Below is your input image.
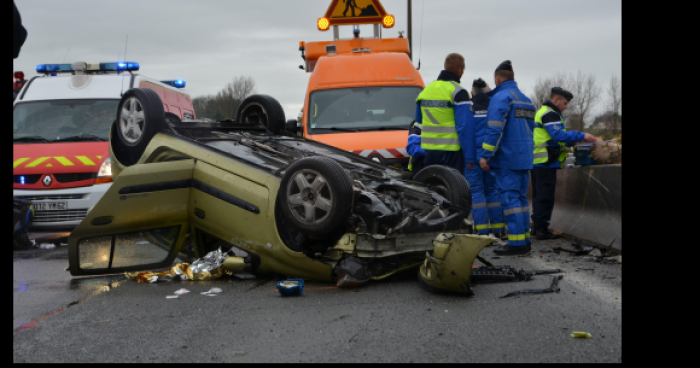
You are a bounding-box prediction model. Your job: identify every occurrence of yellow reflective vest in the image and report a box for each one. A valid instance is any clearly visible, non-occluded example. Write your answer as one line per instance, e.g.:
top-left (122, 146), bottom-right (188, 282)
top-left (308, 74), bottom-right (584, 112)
top-left (533, 106), bottom-right (568, 167)
top-left (416, 80), bottom-right (466, 151)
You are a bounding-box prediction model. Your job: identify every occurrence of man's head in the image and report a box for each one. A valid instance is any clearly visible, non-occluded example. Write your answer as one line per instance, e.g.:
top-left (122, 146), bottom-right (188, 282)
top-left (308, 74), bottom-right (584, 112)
top-left (494, 60), bottom-right (514, 86)
top-left (471, 78), bottom-right (490, 96)
top-left (444, 53), bottom-right (465, 80)
top-left (549, 87), bottom-right (574, 112)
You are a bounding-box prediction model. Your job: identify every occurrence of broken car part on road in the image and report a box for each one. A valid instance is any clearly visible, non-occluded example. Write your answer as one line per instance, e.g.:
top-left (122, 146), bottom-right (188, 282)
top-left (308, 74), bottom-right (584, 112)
top-left (499, 275), bottom-right (564, 299)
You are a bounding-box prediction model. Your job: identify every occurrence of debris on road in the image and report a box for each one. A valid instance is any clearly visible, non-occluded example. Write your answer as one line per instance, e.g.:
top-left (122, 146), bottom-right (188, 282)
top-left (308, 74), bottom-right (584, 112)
top-left (554, 246), bottom-right (594, 256)
top-left (499, 275), bottom-right (563, 298)
top-left (166, 295), bottom-right (179, 299)
top-left (471, 265), bottom-right (563, 282)
top-left (201, 287), bottom-right (223, 296)
top-left (277, 279), bottom-right (304, 296)
top-left (571, 331), bottom-right (592, 339)
top-left (173, 289), bottom-right (190, 295)
top-left (126, 248), bottom-right (238, 283)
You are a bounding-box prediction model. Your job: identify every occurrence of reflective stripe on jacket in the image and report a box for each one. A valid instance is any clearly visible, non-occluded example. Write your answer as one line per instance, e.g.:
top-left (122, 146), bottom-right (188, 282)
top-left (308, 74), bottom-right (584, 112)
top-left (480, 80), bottom-right (536, 170)
top-left (417, 80), bottom-right (469, 151)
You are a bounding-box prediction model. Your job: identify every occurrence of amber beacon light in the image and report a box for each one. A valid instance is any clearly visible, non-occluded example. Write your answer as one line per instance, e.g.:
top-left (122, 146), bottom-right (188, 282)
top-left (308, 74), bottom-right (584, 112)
top-left (382, 14), bottom-right (395, 28)
top-left (318, 17), bottom-right (330, 31)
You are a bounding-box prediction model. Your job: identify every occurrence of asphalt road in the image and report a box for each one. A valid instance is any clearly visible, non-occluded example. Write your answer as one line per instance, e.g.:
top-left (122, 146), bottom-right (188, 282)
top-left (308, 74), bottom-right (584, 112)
top-left (13, 237), bottom-right (622, 363)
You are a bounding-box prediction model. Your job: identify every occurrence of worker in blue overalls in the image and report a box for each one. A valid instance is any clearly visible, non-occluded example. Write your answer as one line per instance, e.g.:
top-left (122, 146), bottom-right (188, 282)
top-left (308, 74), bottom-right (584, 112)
top-left (461, 78), bottom-right (506, 243)
top-left (479, 61), bottom-right (537, 255)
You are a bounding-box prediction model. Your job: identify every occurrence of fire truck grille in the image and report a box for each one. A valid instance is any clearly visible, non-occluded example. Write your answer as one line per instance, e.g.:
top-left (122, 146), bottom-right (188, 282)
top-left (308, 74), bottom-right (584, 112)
top-left (13, 175), bottom-right (42, 184)
top-left (32, 209), bottom-right (88, 223)
top-left (19, 194), bottom-right (84, 201)
top-left (54, 173), bottom-right (97, 183)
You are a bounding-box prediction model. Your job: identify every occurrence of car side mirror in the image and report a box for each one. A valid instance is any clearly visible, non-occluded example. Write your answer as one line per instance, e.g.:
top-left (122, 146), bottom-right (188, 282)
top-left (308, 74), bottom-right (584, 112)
top-left (286, 119), bottom-right (298, 135)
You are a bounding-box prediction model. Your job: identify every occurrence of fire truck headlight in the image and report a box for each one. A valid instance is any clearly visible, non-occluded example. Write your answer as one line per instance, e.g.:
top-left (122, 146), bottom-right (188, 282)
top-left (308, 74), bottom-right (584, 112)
top-left (96, 158), bottom-right (113, 184)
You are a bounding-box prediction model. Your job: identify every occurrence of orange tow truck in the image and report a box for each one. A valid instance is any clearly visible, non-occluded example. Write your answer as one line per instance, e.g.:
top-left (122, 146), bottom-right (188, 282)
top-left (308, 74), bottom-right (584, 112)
top-left (291, 0), bottom-right (424, 168)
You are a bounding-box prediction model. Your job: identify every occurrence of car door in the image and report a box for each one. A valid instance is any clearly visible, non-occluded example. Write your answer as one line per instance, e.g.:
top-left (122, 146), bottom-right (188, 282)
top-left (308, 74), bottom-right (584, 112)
top-left (68, 159), bottom-right (194, 276)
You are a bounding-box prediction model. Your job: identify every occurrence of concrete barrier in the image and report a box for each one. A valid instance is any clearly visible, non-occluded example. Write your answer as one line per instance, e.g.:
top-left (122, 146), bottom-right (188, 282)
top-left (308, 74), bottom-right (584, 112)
top-left (527, 165), bottom-right (622, 251)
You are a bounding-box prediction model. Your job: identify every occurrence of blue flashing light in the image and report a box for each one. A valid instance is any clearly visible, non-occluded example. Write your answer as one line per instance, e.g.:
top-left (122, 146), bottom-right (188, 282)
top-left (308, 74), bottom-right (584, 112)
top-left (20, 176), bottom-right (25, 185)
top-left (161, 80), bottom-right (186, 89)
top-left (35, 63), bottom-right (72, 73)
top-left (99, 61), bottom-right (140, 72)
top-left (50, 73), bottom-right (58, 76)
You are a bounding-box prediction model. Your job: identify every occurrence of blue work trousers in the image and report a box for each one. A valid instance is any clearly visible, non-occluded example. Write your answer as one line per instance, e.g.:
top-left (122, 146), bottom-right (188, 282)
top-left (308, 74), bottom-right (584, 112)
top-left (464, 165), bottom-right (505, 235)
top-left (492, 169), bottom-right (531, 246)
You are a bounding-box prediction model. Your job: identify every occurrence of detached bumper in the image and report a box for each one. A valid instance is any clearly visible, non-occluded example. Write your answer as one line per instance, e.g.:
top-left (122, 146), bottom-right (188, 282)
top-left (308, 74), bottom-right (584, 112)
top-left (13, 183), bottom-right (112, 231)
top-left (419, 233), bottom-right (494, 295)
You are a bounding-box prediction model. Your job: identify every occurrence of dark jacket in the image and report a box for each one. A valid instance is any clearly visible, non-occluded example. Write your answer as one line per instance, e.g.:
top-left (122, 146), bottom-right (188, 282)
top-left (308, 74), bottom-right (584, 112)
top-left (13, 1), bottom-right (27, 59)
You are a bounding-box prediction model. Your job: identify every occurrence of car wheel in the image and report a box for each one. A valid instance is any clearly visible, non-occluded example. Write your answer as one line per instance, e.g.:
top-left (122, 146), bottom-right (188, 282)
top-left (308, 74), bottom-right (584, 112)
top-left (114, 88), bottom-right (166, 166)
top-left (279, 157), bottom-right (352, 236)
top-left (413, 165), bottom-right (472, 225)
top-left (236, 95), bottom-right (285, 135)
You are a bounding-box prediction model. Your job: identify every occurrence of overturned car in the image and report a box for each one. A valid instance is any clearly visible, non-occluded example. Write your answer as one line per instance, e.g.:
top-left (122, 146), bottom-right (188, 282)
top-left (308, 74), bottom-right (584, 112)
top-left (67, 88), bottom-right (494, 294)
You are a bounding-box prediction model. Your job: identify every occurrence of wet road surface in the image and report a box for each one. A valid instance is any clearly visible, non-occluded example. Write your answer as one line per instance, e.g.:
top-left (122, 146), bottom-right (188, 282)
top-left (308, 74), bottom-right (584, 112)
top-left (13, 237), bottom-right (621, 363)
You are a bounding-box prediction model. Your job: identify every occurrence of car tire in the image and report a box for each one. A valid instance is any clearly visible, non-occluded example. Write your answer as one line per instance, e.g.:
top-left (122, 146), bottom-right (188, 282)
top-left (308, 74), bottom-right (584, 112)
top-left (236, 95), bottom-right (286, 135)
top-left (279, 157), bottom-right (352, 236)
top-left (114, 88), bottom-right (166, 166)
top-left (413, 165), bottom-right (472, 224)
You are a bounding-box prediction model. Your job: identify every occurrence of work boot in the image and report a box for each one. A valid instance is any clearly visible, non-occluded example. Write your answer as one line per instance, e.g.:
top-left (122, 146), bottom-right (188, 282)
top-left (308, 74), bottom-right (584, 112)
top-left (493, 244), bottom-right (531, 256)
top-left (536, 228), bottom-right (561, 240)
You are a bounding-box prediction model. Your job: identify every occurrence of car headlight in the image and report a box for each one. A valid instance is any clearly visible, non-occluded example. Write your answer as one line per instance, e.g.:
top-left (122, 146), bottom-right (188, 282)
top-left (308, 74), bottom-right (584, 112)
top-left (95, 157), bottom-right (112, 184)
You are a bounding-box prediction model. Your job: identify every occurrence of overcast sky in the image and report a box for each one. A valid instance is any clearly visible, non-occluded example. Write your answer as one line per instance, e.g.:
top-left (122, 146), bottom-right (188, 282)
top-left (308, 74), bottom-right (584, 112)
top-left (13, 0), bottom-right (621, 119)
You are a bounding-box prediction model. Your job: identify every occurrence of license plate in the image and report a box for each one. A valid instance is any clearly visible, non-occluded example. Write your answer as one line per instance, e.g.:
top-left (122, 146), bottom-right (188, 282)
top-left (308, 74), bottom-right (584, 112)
top-left (33, 202), bottom-right (67, 211)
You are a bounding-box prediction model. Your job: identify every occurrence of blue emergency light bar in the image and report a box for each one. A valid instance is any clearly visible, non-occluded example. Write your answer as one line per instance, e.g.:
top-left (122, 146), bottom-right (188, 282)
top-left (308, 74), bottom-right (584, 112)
top-left (35, 64), bottom-right (72, 73)
top-left (161, 80), bottom-right (186, 89)
top-left (36, 61), bottom-right (140, 74)
top-left (99, 62), bottom-right (140, 71)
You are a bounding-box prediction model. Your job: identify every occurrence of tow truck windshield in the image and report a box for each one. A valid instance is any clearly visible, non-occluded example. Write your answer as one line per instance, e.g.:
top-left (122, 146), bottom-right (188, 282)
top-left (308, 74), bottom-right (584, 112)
top-left (13, 99), bottom-right (118, 142)
top-left (308, 86), bottom-right (421, 134)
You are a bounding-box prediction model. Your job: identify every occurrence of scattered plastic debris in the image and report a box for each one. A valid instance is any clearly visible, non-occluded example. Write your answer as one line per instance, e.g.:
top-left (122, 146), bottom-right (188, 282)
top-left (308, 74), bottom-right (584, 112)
top-left (39, 243), bottom-right (55, 250)
top-left (571, 331), bottom-right (592, 339)
top-left (126, 248), bottom-right (230, 283)
top-left (201, 287), bottom-right (223, 295)
top-left (500, 275), bottom-right (563, 298)
top-left (174, 288), bottom-right (190, 295)
top-left (276, 278), bottom-right (304, 296)
top-left (166, 295), bottom-right (179, 299)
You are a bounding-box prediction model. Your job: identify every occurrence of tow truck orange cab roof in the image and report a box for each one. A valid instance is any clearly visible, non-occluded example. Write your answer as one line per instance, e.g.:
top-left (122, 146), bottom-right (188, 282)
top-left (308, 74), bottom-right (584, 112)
top-left (302, 37), bottom-right (424, 162)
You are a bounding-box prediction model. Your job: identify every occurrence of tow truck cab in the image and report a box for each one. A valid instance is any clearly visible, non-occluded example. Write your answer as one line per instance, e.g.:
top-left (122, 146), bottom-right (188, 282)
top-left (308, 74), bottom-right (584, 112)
top-left (13, 61), bottom-right (194, 231)
top-left (298, 35), bottom-right (424, 167)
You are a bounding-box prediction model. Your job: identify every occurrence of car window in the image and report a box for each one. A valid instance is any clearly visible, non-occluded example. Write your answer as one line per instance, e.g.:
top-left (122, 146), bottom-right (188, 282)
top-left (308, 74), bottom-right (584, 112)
top-left (13, 99), bottom-right (119, 142)
top-left (78, 226), bottom-right (180, 270)
top-left (308, 86), bottom-right (421, 134)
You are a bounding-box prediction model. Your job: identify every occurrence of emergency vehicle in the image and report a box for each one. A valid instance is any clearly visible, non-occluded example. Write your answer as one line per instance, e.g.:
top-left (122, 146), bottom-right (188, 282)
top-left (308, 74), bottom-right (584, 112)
top-left (291, 0), bottom-right (425, 168)
top-left (13, 61), bottom-right (194, 231)
top-left (13, 71), bottom-right (26, 101)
